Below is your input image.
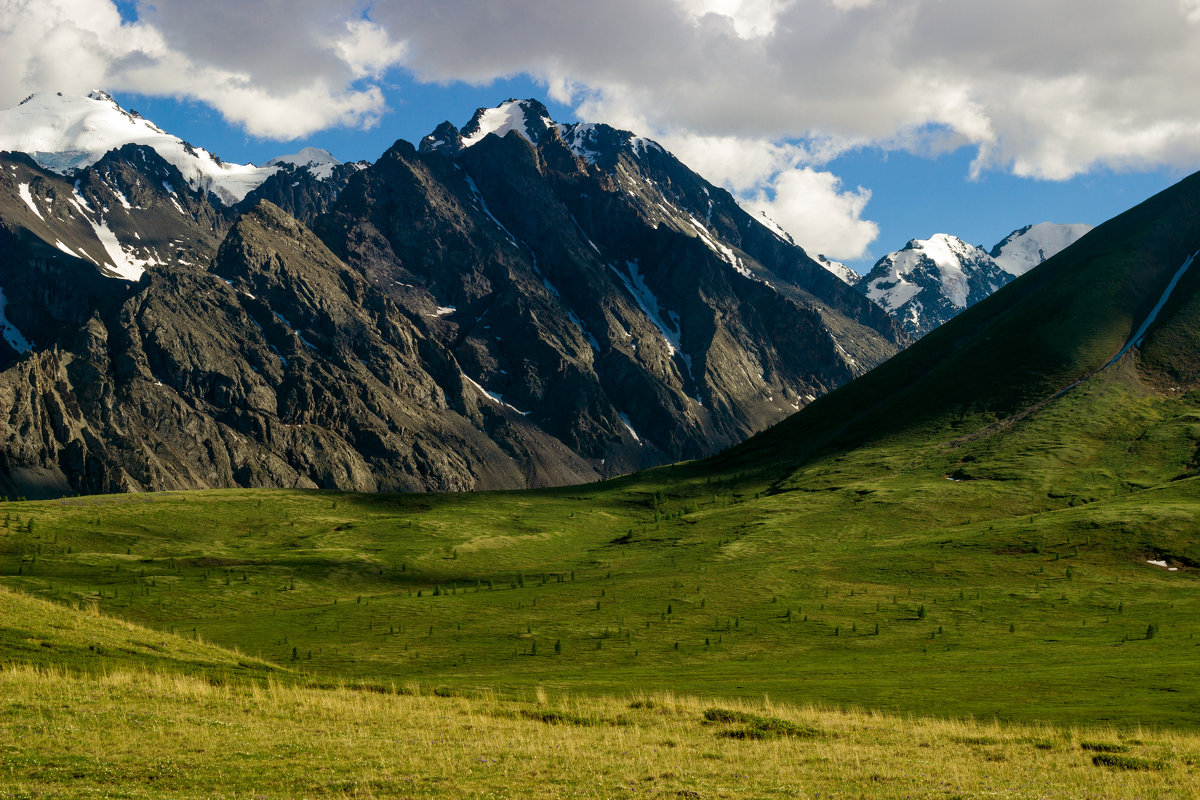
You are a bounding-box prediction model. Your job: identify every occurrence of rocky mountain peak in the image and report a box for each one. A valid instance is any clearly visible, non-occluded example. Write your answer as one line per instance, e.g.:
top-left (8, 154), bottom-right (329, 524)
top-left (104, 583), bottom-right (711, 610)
top-left (0, 93), bottom-right (904, 499)
top-left (460, 99), bottom-right (556, 148)
top-left (857, 233), bottom-right (1010, 337)
top-left (264, 147), bottom-right (341, 180)
top-left (419, 121), bottom-right (465, 154)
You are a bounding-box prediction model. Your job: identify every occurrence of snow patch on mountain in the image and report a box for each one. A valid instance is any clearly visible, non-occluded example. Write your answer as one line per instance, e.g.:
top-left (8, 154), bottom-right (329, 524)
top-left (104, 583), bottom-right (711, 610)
top-left (558, 122), bottom-right (664, 164)
top-left (461, 100), bottom-right (553, 148)
top-left (0, 92), bottom-right (276, 204)
top-left (560, 122), bottom-right (602, 162)
top-left (754, 210), bottom-right (795, 244)
top-left (461, 372), bottom-right (530, 415)
top-left (17, 183), bottom-right (43, 220)
top-left (272, 311), bottom-right (317, 350)
top-left (815, 254), bottom-right (859, 285)
top-left (1105, 248), bottom-right (1200, 368)
top-left (618, 412), bottom-right (642, 444)
top-left (687, 214), bottom-right (754, 279)
top-left (0, 288), bottom-right (33, 353)
top-left (991, 222), bottom-right (1093, 276)
top-left (84, 213), bottom-right (148, 282)
top-left (613, 260), bottom-right (681, 357)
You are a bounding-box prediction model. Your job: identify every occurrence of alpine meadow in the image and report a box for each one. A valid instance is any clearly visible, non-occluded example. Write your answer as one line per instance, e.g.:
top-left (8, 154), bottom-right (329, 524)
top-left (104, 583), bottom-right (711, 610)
top-left (3, 2), bottom-right (1200, 798)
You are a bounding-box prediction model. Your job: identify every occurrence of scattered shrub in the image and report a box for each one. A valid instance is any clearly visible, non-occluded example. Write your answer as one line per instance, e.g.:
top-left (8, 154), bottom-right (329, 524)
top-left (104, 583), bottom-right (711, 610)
top-left (1091, 754), bottom-right (1162, 771)
top-left (702, 708), bottom-right (820, 740)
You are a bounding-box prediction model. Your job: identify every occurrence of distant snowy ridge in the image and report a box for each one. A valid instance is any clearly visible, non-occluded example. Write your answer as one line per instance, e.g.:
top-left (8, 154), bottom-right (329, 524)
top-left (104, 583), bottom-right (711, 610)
top-left (0, 92), bottom-right (344, 204)
top-left (991, 222), bottom-right (1092, 276)
top-left (265, 147), bottom-right (342, 181)
top-left (856, 224), bottom-right (1092, 338)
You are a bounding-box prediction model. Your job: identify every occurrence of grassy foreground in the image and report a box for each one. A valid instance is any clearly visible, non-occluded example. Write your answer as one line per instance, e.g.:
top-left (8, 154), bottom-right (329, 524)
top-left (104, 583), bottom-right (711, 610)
top-left (2, 374), bottom-right (1200, 728)
top-left (3, 661), bottom-right (1198, 799)
top-left (7, 586), bottom-right (1194, 798)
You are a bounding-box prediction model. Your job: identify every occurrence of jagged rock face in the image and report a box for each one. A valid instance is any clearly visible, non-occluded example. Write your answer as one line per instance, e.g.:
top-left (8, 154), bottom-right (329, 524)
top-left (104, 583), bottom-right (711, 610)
top-left (238, 160), bottom-right (367, 227)
top-left (323, 100), bottom-right (902, 470)
top-left (0, 96), bottom-right (904, 498)
top-left (0, 193), bottom-right (599, 498)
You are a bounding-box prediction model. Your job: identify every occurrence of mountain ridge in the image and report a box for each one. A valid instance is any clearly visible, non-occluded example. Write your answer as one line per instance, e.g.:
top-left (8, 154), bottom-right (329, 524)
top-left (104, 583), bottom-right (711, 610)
top-left (0, 94), bottom-right (902, 498)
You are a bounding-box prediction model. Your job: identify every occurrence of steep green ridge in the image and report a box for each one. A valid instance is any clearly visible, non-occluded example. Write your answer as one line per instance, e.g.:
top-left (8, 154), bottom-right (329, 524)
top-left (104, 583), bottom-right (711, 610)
top-left (722, 170), bottom-right (1200, 476)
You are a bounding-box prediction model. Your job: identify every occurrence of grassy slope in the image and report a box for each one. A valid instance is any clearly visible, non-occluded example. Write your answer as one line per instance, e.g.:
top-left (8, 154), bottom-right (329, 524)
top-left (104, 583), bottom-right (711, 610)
top-left (0, 583), bottom-right (283, 681)
top-left (2, 363), bottom-right (1199, 726)
top-left (719, 170), bottom-right (1200, 475)
top-left (1, 598), bottom-right (1197, 798)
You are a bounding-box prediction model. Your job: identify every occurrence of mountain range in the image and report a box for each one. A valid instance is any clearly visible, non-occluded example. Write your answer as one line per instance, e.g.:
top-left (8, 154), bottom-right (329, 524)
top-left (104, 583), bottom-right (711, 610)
top-left (840, 223), bottom-right (1092, 337)
top-left (0, 92), bottom-right (902, 498)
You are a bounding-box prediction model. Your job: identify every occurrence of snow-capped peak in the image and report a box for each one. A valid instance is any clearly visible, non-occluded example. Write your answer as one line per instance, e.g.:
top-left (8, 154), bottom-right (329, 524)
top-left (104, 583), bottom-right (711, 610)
top-left (460, 99), bottom-right (555, 148)
top-left (265, 147), bottom-right (341, 180)
top-left (990, 222), bottom-right (1093, 276)
top-left (860, 233), bottom-right (1005, 316)
top-left (419, 121), bottom-right (465, 154)
top-left (420, 99), bottom-right (667, 166)
top-left (0, 91), bottom-right (276, 204)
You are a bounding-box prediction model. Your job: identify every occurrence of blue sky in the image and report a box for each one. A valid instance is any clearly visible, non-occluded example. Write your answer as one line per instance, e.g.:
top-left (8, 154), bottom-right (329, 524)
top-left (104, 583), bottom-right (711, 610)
top-left (8, 0), bottom-right (1200, 274)
top-left (113, 77), bottom-right (1186, 274)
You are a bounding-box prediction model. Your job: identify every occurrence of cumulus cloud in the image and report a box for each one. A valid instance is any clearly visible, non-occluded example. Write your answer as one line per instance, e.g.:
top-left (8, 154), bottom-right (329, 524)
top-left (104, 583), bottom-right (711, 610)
top-left (5, 0), bottom-right (1200, 254)
top-left (651, 131), bottom-right (876, 259)
top-left (374, 0), bottom-right (1200, 252)
top-left (748, 169), bottom-right (878, 260)
top-left (375, 0), bottom-right (1200, 180)
top-left (0, 0), bottom-right (405, 139)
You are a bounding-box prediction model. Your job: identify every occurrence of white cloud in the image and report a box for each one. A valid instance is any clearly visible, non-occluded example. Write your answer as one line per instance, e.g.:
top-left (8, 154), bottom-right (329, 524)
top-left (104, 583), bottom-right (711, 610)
top-left (647, 132), bottom-right (877, 258)
top-left (5, 0), bottom-right (1200, 254)
top-left (0, 0), bottom-right (405, 140)
top-left (374, 0), bottom-right (1200, 181)
top-left (748, 168), bottom-right (878, 260)
top-left (333, 19), bottom-right (408, 80)
top-left (673, 0), bottom-right (796, 39)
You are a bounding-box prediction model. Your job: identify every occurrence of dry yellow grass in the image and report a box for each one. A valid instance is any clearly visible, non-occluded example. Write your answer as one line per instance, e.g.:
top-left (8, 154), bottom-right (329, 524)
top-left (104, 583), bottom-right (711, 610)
top-left (1, 664), bottom-right (1197, 799)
